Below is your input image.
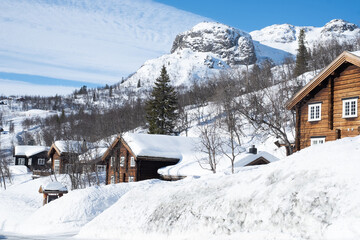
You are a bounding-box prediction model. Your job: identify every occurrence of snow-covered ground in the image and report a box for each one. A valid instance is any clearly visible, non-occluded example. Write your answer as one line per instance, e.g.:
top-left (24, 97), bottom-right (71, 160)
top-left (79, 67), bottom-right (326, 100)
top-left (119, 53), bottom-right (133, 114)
top-left (1, 136), bottom-right (360, 239)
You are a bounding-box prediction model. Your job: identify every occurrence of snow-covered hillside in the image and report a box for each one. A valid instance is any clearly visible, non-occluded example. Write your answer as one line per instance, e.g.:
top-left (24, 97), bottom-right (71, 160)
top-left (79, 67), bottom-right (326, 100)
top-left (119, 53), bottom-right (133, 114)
top-left (1, 136), bottom-right (360, 239)
top-left (0, 0), bottom-right (208, 94)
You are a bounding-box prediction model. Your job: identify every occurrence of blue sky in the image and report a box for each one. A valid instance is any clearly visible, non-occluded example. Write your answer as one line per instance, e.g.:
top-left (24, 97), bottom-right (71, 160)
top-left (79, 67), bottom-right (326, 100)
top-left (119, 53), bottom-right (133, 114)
top-left (154, 0), bottom-right (360, 32)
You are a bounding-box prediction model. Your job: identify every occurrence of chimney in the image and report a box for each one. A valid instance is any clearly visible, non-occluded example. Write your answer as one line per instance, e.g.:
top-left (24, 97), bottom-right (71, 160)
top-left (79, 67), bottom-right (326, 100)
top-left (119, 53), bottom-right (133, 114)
top-left (249, 145), bottom-right (257, 154)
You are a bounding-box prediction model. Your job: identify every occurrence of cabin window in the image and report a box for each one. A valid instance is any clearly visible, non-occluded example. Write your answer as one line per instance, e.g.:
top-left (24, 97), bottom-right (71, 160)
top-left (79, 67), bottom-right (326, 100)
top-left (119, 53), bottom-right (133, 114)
top-left (120, 156), bottom-right (125, 167)
top-left (54, 160), bottom-right (60, 174)
top-left (96, 165), bottom-right (106, 172)
top-left (18, 158), bottom-right (25, 165)
top-left (38, 158), bottom-right (45, 165)
top-left (130, 157), bottom-right (135, 167)
top-left (110, 157), bottom-right (115, 167)
top-left (308, 103), bottom-right (321, 121)
top-left (311, 137), bottom-right (325, 146)
top-left (110, 175), bottom-right (115, 184)
top-left (342, 98), bottom-right (358, 118)
top-left (128, 176), bottom-right (134, 182)
top-left (28, 158), bottom-right (32, 166)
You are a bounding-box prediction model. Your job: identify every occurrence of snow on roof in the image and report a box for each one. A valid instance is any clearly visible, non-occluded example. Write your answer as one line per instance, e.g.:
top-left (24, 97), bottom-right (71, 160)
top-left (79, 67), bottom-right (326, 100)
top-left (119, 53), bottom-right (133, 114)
top-left (159, 149), bottom-right (279, 177)
top-left (234, 151), bottom-right (279, 167)
top-left (44, 181), bottom-right (67, 192)
top-left (351, 51), bottom-right (360, 57)
top-left (14, 145), bottom-right (49, 157)
top-left (79, 147), bottom-right (108, 162)
top-left (54, 140), bottom-right (89, 154)
top-left (123, 133), bottom-right (198, 159)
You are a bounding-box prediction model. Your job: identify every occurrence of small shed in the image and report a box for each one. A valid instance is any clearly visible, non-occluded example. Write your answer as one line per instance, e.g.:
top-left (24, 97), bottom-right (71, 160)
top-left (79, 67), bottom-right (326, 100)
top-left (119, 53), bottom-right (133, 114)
top-left (39, 182), bottom-right (68, 205)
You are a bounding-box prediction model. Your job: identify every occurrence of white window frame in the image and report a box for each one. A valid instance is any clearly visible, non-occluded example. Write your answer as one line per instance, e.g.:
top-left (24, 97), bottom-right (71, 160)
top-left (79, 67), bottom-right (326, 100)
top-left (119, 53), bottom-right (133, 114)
top-left (28, 158), bottom-right (32, 166)
top-left (128, 176), bottom-right (134, 182)
top-left (342, 98), bottom-right (358, 118)
top-left (120, 156), bottom-right (125, 167)
top-left (308, 103), bottom-right (321, 121)
top-left (18, 158), bottom-right (25, 165)
top-left (110, 157), bottom-right (115, 167)
top-left (96, 165), bottom-right (106, 172)
top-left (110, 175), bottom-right (115, 184)
top-left (311, 137), bottom-right (326, 146)
top-left (130, 156), bottom-right (135, 167)
top-left (54, 159), bottom-right (60, 174)
top-left (38, 158), bottom-right (45, 165)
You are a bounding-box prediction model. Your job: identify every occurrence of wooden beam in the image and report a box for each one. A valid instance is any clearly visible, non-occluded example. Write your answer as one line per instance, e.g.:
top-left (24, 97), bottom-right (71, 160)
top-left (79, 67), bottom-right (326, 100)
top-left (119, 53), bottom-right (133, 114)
top-left (328, 76), bottom-right (334, 130)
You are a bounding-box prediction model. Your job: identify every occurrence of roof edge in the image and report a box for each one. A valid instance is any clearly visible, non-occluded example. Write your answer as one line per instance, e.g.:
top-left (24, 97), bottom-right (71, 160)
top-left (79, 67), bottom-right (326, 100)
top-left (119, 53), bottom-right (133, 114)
top-left (286, 51), bottom-right (360, 110)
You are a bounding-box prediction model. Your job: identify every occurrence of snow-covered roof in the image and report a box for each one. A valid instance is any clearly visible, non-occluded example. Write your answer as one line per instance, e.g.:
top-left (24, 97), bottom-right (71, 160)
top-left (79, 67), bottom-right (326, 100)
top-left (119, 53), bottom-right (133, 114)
top-left (234, 151), bottom-right (279, 167)
top-left (79, 147), bottom-right (108, 162)
top-left (53, 140), bottom-right (89, 154)
top-left (44, 181), bottom-right (67, 192)
top-left (351, 50), bottom-right (360, 57)
top-left (122, 133), bottom-right (198, 159)
top-left (158, 149), bottom-right (279, 178)
top-left (14, 145), bottom-right (49, 157)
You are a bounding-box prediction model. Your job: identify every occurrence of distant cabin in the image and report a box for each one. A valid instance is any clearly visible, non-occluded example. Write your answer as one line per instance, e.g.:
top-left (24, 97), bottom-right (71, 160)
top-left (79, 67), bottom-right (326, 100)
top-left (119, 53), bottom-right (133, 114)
top-left (14, 145), bottom-right (50, 171)
top-left (286, 51), bottom-right (360, 150)
top-left (48, 140), bottom-right (87, 174)
top-left (102, 133), bottom-right (193, 184)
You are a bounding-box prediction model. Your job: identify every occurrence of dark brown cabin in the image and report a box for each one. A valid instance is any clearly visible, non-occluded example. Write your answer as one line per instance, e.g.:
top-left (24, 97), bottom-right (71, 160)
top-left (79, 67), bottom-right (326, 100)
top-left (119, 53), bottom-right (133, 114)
top-left (14, 146), bottom-right (50, 171)
top-left (102, 134), bottom-right (180, 184)
top-left (286, 51), bottom-right (360, 151)
top-left (48, 141), bottom-right (84, 174)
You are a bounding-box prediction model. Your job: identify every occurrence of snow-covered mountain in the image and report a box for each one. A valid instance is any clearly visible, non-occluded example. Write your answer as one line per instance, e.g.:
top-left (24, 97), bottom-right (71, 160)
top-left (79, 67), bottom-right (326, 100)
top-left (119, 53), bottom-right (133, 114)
top-left (0, 0), bottom-right (209, 94)
top-left (122, 19), bottom-right (360, 90)
top-left (250, 19), bottom-right (360, 55)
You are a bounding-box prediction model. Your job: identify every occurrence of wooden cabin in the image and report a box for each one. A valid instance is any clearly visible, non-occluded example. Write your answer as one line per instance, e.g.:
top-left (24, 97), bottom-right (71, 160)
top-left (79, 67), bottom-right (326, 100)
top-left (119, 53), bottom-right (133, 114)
top-left (48, 140), bottom-right (86, 174)
top-left (39, 182), bottom-right (68, 205)
top-left (286, 51), bottom-right (360, 151)
top-left (14, 145), bottom-right (50, 171)
top-left (78, 147), bottom-right (108, 173)
top-left (102, 133), bottom-right (188, 184)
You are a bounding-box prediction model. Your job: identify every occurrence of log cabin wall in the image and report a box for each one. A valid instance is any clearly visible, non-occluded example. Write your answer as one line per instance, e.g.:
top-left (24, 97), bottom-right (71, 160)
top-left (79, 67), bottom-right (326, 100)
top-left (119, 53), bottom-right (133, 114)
top-left (298, 63), bottom-right (360, 149)
top-left (106, 141), bottom-right (137, 184)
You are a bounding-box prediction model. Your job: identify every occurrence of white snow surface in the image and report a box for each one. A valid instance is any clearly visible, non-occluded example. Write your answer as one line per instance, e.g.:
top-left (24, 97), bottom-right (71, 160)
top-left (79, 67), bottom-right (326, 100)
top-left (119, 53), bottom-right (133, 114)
top-left (54, 140), bottom-right (87, 154)
top-left (43, 181), bottom-right (67, 192)
top-left (123, 132), bottom-right (198, 160)
top-left (250, 19), bottom-right (360, 55)
top-left (1, 136), bottom-right (360, 239)
top-left (14, 145), bottom-right (49, 157)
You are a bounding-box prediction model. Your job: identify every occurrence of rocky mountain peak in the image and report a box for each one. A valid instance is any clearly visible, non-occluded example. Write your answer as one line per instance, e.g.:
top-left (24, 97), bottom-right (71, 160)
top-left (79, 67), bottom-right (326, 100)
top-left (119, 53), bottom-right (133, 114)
top-left (171, 22), bottom-right (256, 66)
top-left (321, 19), bottom-right (359, 34)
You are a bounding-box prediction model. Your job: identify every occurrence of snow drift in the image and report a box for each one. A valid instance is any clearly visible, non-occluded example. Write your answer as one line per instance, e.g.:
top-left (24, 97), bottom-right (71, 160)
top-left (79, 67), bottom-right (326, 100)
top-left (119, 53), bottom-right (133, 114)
top-left (1, 136), bottom-right (360, 239)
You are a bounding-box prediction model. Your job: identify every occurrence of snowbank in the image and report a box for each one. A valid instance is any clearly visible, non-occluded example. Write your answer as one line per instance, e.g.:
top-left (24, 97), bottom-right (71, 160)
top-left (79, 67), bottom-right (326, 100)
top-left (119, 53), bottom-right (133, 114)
top-left (2, 136), bottom-right (360, 239)
top-left (77, 136), bottom-right (360, 240)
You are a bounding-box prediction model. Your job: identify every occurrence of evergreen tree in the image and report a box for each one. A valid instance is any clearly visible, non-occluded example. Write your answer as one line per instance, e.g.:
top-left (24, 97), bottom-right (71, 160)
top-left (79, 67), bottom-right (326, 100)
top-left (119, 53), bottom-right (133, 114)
top-left (146, 66), bottom-right (178, 135)
top-left (294, 28), bottom-right (309, 77)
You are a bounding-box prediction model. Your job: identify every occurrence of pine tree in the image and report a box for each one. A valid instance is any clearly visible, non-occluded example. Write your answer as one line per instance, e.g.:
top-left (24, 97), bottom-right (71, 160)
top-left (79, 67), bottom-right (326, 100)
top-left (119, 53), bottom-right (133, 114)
top-left (146, 66), bottom-right (178, 135)
top-left (294, 28), bottom-right (309, 77)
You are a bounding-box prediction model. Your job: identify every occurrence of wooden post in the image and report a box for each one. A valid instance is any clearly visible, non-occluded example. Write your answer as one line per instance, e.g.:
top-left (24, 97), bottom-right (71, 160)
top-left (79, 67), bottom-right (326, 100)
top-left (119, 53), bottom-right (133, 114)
top-left (328, 76), bottom-right (334, 130)
top-left (295, 105), bottom-right (301, 151)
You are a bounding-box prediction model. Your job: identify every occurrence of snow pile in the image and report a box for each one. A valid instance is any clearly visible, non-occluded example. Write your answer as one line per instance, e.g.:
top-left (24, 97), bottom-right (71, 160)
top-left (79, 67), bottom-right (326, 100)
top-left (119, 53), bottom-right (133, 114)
top-left (1, 136), bottom-right (360, 239)
top-left (17, 181), bottom-right (144, 235)
top-left (76, 136), bottom-right (360, 240)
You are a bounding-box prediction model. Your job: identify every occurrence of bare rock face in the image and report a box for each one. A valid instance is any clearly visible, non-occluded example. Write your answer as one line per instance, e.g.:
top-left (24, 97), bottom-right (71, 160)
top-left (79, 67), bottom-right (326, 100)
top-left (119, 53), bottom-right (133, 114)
top-left (171, 22), bottom-right (256, 66)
